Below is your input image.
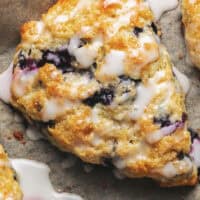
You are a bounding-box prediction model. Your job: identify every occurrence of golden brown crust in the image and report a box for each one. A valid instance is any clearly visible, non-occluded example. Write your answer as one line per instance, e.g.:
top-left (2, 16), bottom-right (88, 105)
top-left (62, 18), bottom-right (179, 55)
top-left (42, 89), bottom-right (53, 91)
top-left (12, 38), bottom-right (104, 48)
top-left (10, 0), bottom-right (197, 186)
top-left (182, 0), bottom-right (200, 68)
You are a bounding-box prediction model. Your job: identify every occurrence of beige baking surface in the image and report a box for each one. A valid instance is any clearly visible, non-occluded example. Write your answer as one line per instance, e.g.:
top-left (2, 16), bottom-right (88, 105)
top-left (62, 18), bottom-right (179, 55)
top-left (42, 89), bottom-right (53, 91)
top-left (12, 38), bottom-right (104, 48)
top-left (0, 1), bottom-right (200, 199)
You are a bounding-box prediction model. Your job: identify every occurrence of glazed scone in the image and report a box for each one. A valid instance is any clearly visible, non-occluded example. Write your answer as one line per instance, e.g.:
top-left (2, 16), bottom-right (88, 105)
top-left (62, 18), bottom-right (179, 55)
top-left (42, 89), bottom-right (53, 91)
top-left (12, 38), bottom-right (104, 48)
top-left (7, 0), bottom-right (198, 186)
top-left (182, 0), bottom-right (200, 68)
top-left (0, 145), bottom-right (22, 199)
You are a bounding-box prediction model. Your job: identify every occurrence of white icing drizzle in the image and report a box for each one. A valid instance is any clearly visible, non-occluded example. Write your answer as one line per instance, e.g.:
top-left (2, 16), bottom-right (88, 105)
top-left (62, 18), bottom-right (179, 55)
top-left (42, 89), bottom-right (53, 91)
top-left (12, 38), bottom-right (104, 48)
top-left (146, 122), bottom-right (180, 144)
top-left (91, 133), bottom-right (103, 146)
top-left (26, 126), bottom-right (44, 141)
top-left (189, 0), bottom-right (197, 4)
top-left (113, 141), bottom-right (149, 169)
top-left (63, 73), bottom-right (99, 99)
top-left (32, 21), bottom-right (46, 41)
top-left (99, 50), bottom-right (125, 77)
top-left (68, 36), bottom-right (103, 68)
top-left (72, 0), bottom-right (93, 17)
top-left (104, 0), bottom-right (122, 7)
top-left (172, 67), bottom-right (190, 94)
top-left (130, 70), bottom-right (168, 120)
top-left (157, 157), bottom-right (193, 179)
top-left (55, 15), bottom-right (69, 23)
top-left (0, 63), bottom-right (13, 103)
top-left (11, 159), bottom-right (83, 200)
top-left (108, 0), bottom-right (137, 36)
top-left (54, 0), bottom-right (93, 24)
top-left (190, 138), bottom-right (200, 168)
top-left (135, 33), bottom-right (159, 65)
top-left (91, 107), bottom-right (101, 123)
top-left (12, 69), bottom-right (38, 98)
top-left (36, 21), bottom-right (45, 35)
top-left (160, 162), bottom-right (178, 179)
top-left (147, 0), bottom-right (178, 20)
top-left (130, 83), bottom-right (155, 120)
top-left (42, 98), bottom-right (74, 121)
top-left (128, 33), bottom-right (159, 76)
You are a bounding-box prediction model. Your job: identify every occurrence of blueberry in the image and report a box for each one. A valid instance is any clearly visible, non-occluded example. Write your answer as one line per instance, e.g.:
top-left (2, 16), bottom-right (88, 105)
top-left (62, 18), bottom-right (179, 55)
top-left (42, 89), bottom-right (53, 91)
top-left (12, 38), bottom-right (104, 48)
top-left (18, 47), bottom-right (95, 76)
top-left (26, 59), bottom-right (38, 70)
top-left (47, 120), bottom-right (56, 128)
top-left (119, 75), bottom-right (141, 84)
top-left (19, 58), bottom-right (38, 71)
top-left (41, 49), bottom-right (74, 73)
top-left (182, 112), bottom-right (188, 123)
top-left (151, 22), bottom-right (158, 35)
top-left (153, 115), bottom-right (171, 128)
top-left (188, 128), bottom-right (199, 142)
top-left (18, 52), bottom-right (27, 69)
top-left (18, 57), bottom-right (26, 69)
top-left (177, 152), bottom-right (185, 160)
top-left (119, 75), bottom-right (131, 81)
top-left (28, 49), bottom-right (32, 56)
top-left (133, 27), bottom-right (143, 36)
top-left (78, 39), bottom-right (88, 48)
top-left (83, 87), bottom-right (114, 107)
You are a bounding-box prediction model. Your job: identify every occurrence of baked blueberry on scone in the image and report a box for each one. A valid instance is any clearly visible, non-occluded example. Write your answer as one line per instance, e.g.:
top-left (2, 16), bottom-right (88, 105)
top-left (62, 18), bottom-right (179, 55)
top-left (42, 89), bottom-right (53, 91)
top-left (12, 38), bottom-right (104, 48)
top-left (182, 0), bottom-right (200, 68)
top-left (0, 145), bottom-right (22, 199)
top-left (5, 0), bottom-right (199, 186)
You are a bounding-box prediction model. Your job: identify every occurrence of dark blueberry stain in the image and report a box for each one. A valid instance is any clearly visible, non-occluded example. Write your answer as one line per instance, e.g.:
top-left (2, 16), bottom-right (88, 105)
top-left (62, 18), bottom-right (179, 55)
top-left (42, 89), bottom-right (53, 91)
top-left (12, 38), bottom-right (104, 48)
top-left (154, 113), bottom-right (187, 128)
top-left (151, 22), bottom-right (158, 35)
top-left (153, 115), bottom-right (171, 128)
top-left (83, 87), bottom-right (114, 107)
top-left (28, 49), bottom-right (32, 56)
top-left (78, 38), bottom-right (88, 48)
top-left (182, 112), bottom-right (188, 123)
top-left (19, 58), bottom-right (38, 71)
top-left (93, 62), bottom-right (97, 69)
top-left (177, 152), bottom-right (185, 160)
top-left (188, 128), bottom-right (199, 142)
top-left (17, 47), bottom-right (96, 77)
top-left (13, 174), bottom-right (17, 181)
top-left (42, 49), bottom-right (75, 73)
top-left (119, 75), bottom-right (141, 85)
top-left (46, 120), bottom-right (56, 128)
top-left (133, 27), bottom-right (143, 36)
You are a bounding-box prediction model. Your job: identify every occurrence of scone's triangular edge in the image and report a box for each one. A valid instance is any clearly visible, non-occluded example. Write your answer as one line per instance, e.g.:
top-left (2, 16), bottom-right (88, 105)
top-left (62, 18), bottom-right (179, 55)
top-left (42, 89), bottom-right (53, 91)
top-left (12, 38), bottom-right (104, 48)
top-left (4, 0), bottom-right (199, 186)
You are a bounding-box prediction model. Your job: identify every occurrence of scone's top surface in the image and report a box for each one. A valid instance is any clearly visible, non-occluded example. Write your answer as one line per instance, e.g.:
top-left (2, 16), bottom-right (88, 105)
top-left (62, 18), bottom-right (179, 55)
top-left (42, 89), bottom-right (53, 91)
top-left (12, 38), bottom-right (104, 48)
top-left (18, 0), bottom-right (159, 81)
top-left (9, 0), bottom-right (197, 186)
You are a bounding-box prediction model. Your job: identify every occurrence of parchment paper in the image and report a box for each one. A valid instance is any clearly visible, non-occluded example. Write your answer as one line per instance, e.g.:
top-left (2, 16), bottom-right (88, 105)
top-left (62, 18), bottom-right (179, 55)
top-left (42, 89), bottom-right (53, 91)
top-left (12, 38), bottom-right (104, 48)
top-left (0, 1), bottom-right (200, 200)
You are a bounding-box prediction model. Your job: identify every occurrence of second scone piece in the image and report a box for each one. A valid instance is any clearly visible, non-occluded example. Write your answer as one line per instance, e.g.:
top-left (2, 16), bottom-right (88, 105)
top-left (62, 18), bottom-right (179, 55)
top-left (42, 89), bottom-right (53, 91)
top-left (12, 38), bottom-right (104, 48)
top-left (182, 0), bottom-right (200, 68)
top-left (0, 145), bottom-right (22, 199)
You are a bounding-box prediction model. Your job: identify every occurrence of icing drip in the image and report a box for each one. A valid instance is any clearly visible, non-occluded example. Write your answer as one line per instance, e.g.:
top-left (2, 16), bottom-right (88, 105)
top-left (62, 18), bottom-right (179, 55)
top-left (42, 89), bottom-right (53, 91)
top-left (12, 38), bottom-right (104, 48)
top-left (147, 0), bottom-right (178, 20)
top-left (0, 63), bottom-right (13, 103)
top-left (11, 159), bottom-right (83, 200)
top-left (173, 67), bottom-right (190, 94)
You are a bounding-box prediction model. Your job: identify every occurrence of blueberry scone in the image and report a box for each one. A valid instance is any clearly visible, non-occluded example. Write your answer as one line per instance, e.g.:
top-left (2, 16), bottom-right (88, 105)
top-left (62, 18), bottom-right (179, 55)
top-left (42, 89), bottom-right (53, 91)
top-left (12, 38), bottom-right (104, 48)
top-left (182, 0), bottom-right (200, 68)
top-left (0, 145), bottom-right (22, 199)
top-left (7, 0), bottom-right (198, 186)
